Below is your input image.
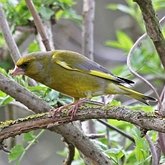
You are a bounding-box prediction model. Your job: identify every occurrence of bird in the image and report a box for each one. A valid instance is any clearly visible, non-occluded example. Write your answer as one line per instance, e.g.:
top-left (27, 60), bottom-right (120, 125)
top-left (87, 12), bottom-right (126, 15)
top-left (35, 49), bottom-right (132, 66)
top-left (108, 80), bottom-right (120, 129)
top-left (11, 50), bottom-right (156, 118)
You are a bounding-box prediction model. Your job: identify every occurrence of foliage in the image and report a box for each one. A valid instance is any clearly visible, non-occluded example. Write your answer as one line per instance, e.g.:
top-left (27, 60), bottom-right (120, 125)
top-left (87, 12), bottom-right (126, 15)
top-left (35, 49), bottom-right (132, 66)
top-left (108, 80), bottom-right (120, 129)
top-left (0, 0), bottom-right (81, 70)
top-left (106, 0), bottom-right (165, 77)
top-left (8, 130), bottom-right (44, 165)
top-left (1, 0), bottom-right (81, 29)
top-left (102, 0), bottom-right (165, 164)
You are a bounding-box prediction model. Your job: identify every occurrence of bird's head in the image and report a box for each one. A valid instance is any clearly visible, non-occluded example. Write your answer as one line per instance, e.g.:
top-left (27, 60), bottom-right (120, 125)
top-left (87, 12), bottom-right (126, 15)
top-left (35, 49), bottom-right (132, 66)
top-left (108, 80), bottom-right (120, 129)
top-left (11, 52), bottom-right (50, 77)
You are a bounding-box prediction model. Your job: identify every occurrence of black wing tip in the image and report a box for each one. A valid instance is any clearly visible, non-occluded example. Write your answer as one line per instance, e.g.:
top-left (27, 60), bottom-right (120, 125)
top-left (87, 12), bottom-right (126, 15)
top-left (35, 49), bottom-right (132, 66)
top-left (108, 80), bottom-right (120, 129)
top-left (143, 96), bottom-right (157, 105)
top-left (146, 96), bottom-right (157, 102)
top-left (116, 76), bottom-right (135, 85)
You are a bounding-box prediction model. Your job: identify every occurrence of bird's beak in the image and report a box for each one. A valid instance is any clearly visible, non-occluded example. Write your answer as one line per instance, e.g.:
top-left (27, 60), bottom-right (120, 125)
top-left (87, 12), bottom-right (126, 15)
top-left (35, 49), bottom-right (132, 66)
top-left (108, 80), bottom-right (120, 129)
top-left (11, 66), bottom-right (25, 76)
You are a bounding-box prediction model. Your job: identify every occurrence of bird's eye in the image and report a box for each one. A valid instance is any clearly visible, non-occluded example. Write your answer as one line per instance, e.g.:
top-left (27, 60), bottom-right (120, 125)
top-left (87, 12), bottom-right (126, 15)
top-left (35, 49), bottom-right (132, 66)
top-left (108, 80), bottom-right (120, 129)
top-left (19, 62), bottom-right (29, 69)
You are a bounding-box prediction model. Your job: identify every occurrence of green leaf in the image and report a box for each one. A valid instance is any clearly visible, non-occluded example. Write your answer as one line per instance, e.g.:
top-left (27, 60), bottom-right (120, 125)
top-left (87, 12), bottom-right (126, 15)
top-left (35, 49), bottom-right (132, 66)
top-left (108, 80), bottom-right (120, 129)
top-left (28, 40), bottom-right (40, 52)
top-left (107, 4), bottom-right (132, 15)
top-left (44, 90), bottom-right (60, 106)
top-left (109, 100), bottom-right (121, 106)
top-left (153, 0), bottom-right (165, 10)
top-left (9, 145), bottom-right (25, 162)
top-left (0, 95), bottom-right (13, 105)
top-left (56, 8), bottom-right (82, 23)
top-left (24, 132), bottom-right (35, 142)
top-left (0, 67), bottom-right (8, 76)
top-left (28, 85), bottom-right (49, 97)
top-left (105, 31), bottom-right (133, 52)
top-left (106, 148), bottom-right (125, 162)
top-left (129, 105), bottom-right (154, 112)
top-left (105, 41), bottom-right (123, 49)
top-left (116, 31), bottom-right (133, 51)
top-left (131, 128), bottom-right (150, 163)
top-left (39, 6), bottom-right (54, 20)
top-left (59, 0), bottom-right (75, 6)
top-left (58, 94), bottom-right (73, 105)
top-left (0, 91), bottom-right (7, 97)
top-left (56, 9), bottom-right (64, 20)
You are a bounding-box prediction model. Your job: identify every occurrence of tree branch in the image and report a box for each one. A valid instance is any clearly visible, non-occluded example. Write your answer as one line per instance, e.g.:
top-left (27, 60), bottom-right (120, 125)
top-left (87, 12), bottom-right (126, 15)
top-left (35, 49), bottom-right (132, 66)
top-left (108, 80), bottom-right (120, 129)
top-left (0, 104), bottom-right (165, 142)
top-left (0, 4), bottom-right (21, 63)
top-left (82, 0), bottom-right (95, 60)
top-left (133, 0), bottom-right (165, 68)
top-left (62, 137), bottom-right (75, 165)
top-left (25, 0), bottom-right (51, 51)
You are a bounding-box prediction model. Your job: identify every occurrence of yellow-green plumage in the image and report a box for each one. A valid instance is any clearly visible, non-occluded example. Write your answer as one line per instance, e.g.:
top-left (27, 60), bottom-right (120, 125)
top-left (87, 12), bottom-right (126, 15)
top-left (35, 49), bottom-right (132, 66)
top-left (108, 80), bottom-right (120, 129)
top-left (13, 50), bottom-right (156, 104)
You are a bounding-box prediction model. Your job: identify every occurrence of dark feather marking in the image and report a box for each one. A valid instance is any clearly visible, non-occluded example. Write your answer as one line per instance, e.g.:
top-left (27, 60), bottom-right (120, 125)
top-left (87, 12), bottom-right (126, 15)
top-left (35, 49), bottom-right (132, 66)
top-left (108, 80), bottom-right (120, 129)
top-left (56, 50), bottom-right (134, 85)
top-left (116, 77), bottom-right (135, 85)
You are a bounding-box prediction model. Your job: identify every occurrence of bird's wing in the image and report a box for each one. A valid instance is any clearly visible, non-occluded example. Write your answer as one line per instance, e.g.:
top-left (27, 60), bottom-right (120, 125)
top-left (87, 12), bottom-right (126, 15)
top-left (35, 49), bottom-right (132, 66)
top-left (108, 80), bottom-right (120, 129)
top-left (52, 51), bottom-right (134, 85)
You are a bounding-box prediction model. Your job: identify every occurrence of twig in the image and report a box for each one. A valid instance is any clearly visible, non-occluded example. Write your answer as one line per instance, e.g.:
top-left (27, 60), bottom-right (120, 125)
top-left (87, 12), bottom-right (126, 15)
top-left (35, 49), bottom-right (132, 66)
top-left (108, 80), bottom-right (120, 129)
top-left (0, 4), bottom-right (21, 63)
top-left (145, 134), bottom-right (159, 165)
top-left (18, 130), bottom-right (45, 164)
top-left (62, 137), bottom-right (75, 165)
top-left (133, 0), bottom-right (165, 68)
top-left (4, 105), bottom-right (16, 149)
top-left (82, 0), bottom-right (96, 136)
top-left (159, 86), bottom-right (165, 115)
top-left (97, 119), bottom-right (135, 143)
top-left (127, 33), bottom-right (160, 103)
top-left (127, 16), bottom-right (165, 108)
top-left (87, 133), bottom-right (105, 139)
top-left (25, 0), bottom-right (51, 51)
top-left (82, 0), bottom-right (95, 60)
top-left (158, 86), bottom-right (165, 155)
top-left (16, 26), bottom-right (36, 33)
top-left (0, 142), bottom-right (10, 153)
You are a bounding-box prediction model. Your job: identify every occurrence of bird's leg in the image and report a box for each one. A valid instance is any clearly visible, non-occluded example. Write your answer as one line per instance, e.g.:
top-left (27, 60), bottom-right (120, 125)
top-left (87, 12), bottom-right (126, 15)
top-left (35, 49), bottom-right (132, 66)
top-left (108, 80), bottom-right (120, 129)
top-left (50, 103), bottom-right (70, 118)
top-left (50, 98), bottom-right (87, 120)
top-left (68, 98), bottom-right (87, 119)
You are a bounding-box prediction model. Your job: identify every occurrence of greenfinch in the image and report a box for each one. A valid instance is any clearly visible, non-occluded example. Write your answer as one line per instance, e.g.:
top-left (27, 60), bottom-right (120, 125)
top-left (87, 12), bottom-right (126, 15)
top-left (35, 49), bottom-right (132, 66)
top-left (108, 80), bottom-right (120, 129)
top-left (11, 50), bottom-right (156, 116)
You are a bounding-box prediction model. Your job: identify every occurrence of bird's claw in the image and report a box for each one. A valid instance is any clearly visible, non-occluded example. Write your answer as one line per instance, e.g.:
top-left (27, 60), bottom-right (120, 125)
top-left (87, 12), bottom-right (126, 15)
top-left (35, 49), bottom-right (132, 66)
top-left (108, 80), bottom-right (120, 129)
top-left (50, 98), bottom-right (87, 120)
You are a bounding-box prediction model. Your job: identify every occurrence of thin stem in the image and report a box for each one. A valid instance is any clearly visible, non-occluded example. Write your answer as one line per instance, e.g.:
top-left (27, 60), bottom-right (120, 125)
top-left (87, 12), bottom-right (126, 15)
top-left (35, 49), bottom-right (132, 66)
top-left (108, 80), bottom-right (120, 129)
top-left (62, 137), bottom-right (75, 165)
top-left (17, 130), bottom-right (45, 164)
top-left (0, 4), bottom-right (21, 63)
top-left (82, 0), bottom-right (95, 60)
top-left (82, 0), bottom-right (96, 136)
top-left (25, 0), bottom-right (51, 51)
top-left (97, 119), bottom-right (135, 143)
top-left (134, 0), bottom-right (165, 68)
top-left (127, 16), bottom-right (165, 109)
top-left (145, 134), bottom-right (159, 165)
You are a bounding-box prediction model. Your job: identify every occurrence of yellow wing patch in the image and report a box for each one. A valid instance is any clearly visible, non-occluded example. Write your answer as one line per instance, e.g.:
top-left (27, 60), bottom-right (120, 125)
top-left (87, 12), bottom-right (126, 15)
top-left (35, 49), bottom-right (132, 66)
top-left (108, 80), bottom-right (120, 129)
top-left (55, 60), bottom-right (79, 71)
top-left (54, 59), bottom-right (116, 81)
top-left (89, 70), bottom-right (115, 81)
top-left (52, 52), bottom-right (116, 81)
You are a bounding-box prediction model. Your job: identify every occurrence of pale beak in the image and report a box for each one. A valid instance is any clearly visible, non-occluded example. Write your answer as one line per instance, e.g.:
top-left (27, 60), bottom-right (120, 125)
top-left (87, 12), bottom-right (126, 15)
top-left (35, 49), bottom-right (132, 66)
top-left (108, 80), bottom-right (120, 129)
top-left (11, 66), bottom-right (25, 76)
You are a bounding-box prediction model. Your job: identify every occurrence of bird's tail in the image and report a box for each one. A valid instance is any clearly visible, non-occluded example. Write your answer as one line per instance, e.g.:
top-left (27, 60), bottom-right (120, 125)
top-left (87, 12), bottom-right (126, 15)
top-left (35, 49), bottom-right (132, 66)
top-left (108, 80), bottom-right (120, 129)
top-left (118, 85), bottom-right (157, 105)
top-left (107, 84), bottom-right (157, 105)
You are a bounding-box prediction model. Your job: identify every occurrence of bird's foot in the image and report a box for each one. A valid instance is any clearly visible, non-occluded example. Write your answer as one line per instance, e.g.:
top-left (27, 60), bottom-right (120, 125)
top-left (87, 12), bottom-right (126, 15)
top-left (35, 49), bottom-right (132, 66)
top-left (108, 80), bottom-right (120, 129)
top-left (50, 104), bottom-right (69, 119)
top-left (50, 98), bottom-right (87, 120)
top-left (67, 98), bottom-right (87, 119)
